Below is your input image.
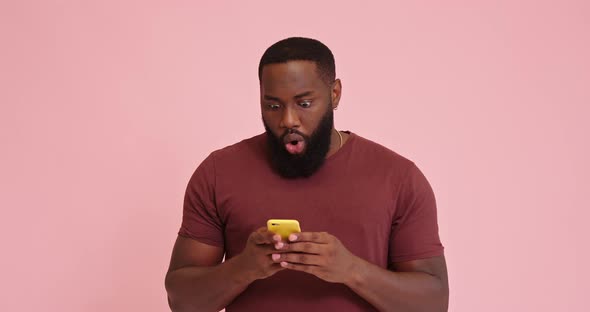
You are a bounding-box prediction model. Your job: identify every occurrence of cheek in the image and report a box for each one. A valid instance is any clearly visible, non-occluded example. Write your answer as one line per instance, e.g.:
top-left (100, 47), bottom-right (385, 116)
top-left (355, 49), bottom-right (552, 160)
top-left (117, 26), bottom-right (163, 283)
top-left (262, 112), bottom-right (277, 126)
top-left (303, 108), bottom-right (327, 127)
top-left (262, 114), bottom-right (281, 135)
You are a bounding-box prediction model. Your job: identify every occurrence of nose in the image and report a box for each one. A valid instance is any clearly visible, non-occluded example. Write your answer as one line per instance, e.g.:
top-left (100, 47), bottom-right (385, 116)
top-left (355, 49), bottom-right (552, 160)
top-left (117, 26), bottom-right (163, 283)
top-left (279, 106), bottom-right (301, 129)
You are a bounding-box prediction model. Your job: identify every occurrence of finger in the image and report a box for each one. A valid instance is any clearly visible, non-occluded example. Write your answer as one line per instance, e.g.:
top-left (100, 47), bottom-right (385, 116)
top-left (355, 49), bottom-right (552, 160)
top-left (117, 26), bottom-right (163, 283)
top-left (287, 231), bottom-right (331, 244)
top-left (259, 261), bottom-right (287, 278)
top-left (258, 227), bottom-right (283, 243)
top-left (271, 252), bottom-right (324, 266)
top-left (276, 241), bottom-right (323, 254)
top-left (269, 263), bottom-right (287, 275)
top-left (279, 261), bottom-right (318, 274)
top-left (250, 229), bottom-right (274, 245)
top-left (261, 244), bottom-right (291, 255)
top-left (249, 233), bottom-right (266, 245)
top-left (253, 240), bottom-right (292, 255)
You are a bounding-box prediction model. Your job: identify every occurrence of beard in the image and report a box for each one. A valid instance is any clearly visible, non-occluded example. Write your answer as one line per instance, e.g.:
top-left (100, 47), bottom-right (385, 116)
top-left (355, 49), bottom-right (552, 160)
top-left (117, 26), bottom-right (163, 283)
top-left (263, 107), bottom-right (334, 179)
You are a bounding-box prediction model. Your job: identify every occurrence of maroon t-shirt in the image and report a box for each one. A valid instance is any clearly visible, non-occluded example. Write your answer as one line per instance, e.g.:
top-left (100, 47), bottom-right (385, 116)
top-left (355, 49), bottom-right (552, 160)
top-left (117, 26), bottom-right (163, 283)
top-left (178, 132), bottom-right (444, 311)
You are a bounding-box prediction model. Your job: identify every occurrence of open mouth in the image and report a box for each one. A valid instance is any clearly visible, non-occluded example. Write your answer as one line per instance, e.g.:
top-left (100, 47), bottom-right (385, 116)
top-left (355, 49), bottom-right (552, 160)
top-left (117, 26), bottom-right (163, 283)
top-left (283, 133), bottom-right (305, 154)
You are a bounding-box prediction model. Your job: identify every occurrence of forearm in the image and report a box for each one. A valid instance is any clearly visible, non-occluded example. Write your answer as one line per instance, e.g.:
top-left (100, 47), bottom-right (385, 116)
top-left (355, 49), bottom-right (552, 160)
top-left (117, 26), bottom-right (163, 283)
top-left (346, 258), bottom-right (448, 312)
top-left (165, 255), bottom-right (254, 312)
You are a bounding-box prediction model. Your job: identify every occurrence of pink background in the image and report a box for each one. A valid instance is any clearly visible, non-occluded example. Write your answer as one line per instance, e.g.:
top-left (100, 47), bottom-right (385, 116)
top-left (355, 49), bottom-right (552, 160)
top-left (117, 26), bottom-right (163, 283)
top-left (1, 1), bottom-right (589, 311)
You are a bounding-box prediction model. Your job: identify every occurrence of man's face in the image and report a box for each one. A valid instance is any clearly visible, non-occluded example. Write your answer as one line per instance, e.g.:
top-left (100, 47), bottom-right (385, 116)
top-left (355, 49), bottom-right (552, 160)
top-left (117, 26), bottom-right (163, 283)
top-left (260, 60), bottom-right (338, 178)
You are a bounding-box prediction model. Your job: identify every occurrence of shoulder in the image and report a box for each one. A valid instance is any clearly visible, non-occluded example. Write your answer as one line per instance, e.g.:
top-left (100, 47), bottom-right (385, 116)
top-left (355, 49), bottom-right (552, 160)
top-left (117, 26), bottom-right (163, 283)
top-left (203, 133), bottom-right (267, 170)
top-left (188, 133), bottom-right (267, 183)
top-left (348, 132), bottom-right (416, 173)
top-left (205, 133), bottom-right (264, 158)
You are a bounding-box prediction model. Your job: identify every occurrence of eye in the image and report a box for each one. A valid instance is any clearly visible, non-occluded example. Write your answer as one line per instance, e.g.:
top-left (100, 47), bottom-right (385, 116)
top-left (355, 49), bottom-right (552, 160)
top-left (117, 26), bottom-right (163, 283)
top-left (266, 103), bottom-right (281, 110)
top-left (298, 100), bottom-right (312, 108)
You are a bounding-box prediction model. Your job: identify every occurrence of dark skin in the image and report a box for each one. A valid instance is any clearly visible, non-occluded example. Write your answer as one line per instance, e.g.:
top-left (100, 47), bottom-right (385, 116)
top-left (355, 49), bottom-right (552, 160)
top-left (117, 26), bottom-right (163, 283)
top-left (165, 60), bottom-right (449, 312)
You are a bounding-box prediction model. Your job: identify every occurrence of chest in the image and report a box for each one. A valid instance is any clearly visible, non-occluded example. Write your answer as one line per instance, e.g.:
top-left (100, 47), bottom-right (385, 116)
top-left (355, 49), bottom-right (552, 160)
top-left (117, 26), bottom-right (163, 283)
top-left (216, 171), bottom-right (399, 264)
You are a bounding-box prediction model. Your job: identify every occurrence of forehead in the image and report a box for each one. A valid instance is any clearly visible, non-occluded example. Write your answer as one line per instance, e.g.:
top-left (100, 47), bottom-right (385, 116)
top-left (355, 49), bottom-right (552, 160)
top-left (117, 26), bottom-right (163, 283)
top-left (260, 60), bottom-right (325, 95)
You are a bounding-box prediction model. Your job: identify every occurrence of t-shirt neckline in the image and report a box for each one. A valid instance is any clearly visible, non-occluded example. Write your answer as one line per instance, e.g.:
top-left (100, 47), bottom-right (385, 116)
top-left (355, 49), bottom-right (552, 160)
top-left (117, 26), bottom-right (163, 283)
top-left (326, 130), bottom-right (355, 162)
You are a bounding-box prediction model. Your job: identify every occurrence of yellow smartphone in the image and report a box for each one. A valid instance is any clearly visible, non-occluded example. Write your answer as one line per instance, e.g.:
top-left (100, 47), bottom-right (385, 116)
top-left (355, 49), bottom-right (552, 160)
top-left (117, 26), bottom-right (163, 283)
top-left (267, 219), bottom-right (301, 240)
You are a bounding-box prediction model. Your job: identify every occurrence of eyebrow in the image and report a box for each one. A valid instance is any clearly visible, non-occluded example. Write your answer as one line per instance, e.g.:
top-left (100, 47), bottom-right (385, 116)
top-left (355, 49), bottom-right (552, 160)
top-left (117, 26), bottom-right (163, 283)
top-left (263, 91), bottom-right (315, 102)
top-left (294, 91), bottom-right (314, 99)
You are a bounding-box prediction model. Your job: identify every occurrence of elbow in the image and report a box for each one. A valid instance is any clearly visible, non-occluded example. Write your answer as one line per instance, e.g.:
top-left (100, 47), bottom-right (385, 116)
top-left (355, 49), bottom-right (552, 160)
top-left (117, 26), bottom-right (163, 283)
top-left (165, 271), bottom-right (192, 312)
top-left (165, 272), bottom-right (180, 311)
top-left (167, 295), bottom-right (183, 312)
top-left (425, 269), bottom-right (449, 312)
top-left (166, 290), bottom-right (193, 312)
top-left (435, 293), bottom-right (449, 312)
top-left (433, 277), bottom-right (449, 312)
top-left (165, 270), bottom-right (214, 312)
top-left (417, 287), bottom-right (447, 312)
top-left (166, 297), bottom-right (193, 312)
top-left (418, 272), bottom-right (448, 312)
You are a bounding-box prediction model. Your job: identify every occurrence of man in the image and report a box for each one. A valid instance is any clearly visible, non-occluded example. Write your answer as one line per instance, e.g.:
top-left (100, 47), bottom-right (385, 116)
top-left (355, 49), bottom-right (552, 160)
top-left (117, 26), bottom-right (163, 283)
top-left (165, 37), bottom-right (448, 312)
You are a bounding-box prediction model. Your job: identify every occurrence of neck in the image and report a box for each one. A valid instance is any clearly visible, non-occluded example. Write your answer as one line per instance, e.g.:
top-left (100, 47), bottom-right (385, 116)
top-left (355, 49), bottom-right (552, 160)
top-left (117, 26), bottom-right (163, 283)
top-left (325, 128), bottom-right (342, 158)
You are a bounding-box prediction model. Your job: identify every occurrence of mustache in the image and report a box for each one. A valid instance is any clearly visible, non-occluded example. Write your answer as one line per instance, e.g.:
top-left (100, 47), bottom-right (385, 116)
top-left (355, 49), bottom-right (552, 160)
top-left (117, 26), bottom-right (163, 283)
top-left (280, 128), bottom-right (307, 140)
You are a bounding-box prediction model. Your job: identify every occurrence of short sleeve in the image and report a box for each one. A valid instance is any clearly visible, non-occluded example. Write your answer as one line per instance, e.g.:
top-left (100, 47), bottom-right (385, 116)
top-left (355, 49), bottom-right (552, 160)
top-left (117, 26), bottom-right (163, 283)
top-left (389, 163), bottom-right (444, 263)
top-left (177, 152), bottom-right (224, 247)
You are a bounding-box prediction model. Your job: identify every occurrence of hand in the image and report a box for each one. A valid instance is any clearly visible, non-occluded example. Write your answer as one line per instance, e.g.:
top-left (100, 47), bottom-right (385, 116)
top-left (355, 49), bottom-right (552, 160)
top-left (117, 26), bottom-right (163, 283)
top-left (270, 231), bottom-right (360, 284)
top-left (234, 227), bottom-right (287, 281)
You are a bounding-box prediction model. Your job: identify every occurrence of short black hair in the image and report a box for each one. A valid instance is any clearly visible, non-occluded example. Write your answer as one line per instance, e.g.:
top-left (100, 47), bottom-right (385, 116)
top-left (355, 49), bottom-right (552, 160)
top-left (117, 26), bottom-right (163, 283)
top-left (258, 37), bottom-right (336, 84)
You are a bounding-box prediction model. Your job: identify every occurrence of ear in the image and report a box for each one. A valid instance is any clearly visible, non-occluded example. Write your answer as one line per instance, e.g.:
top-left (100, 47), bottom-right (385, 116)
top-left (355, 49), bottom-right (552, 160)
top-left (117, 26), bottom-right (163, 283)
top-left (331, 79), bottom-right (342, 109)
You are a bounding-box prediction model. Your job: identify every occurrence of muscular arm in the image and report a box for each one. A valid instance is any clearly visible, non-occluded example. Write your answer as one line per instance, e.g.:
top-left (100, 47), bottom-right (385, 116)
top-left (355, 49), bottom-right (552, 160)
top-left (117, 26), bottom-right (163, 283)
top-left (164, 236), bottom-right (252, 312)
top-left (347, 255), bottom-right (449, 312)
top-left (165, 228), bottom-right (284, 312)
top-left (275, 232), bottom-right (448, 312)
